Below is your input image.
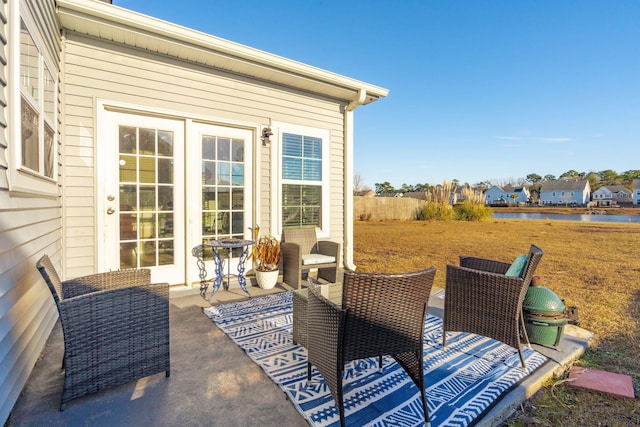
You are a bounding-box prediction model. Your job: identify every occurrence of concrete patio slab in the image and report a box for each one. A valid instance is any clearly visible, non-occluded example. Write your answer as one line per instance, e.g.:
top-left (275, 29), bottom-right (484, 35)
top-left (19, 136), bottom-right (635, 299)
top-left (6, 281), bottom-right (592, 427)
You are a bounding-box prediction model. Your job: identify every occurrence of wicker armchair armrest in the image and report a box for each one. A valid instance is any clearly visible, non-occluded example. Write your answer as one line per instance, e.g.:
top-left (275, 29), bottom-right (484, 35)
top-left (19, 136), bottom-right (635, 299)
top-left (317, 240), bottom-right (340, 260)
top-left (62, 269), bottom-right (151, 298)
top-left (459, 256), bottom-right (511, 274)
top-left (307, 285), bottom-right (346, 400)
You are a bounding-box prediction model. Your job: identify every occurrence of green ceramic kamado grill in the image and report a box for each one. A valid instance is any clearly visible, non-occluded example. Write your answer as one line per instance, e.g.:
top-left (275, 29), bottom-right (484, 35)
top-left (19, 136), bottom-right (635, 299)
top-left (522, 281), bottom-right (567, 348)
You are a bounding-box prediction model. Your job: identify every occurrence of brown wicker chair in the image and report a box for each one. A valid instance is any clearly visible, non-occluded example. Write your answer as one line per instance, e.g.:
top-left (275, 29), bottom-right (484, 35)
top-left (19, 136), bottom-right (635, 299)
top-left (36, 255), bottom-right (170, 410)
top-left (306, 267), bottom-right (437, 427)
top-left (443, 245), bottom-right (543, 371)
top-left (281, 227), bottom-right (340, 289)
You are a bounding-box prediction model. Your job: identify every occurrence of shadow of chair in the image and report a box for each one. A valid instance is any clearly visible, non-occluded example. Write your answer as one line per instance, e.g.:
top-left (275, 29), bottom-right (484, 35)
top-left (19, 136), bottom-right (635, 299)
top-left (281, 227), bottom-right (340, 289)
top-left (443, 244), bottom-right (544, 371)
top-left (36, 255), bottom-right (170, 410)
top-left (306, 267), bottom-right (437, 427)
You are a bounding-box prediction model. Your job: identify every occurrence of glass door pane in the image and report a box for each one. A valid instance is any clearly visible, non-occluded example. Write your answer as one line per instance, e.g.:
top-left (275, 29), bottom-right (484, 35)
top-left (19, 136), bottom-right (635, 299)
top-left (189, 123), bottom-right (253, 285)
top-left (119, 126), bottom-right (175, 269)
top-left (201, 135), bottom-right (246, 244)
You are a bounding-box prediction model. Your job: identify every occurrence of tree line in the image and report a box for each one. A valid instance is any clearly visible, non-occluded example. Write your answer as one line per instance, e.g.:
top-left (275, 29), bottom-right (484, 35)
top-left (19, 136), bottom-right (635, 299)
top-left (365, 169), bottom-right (640, 195)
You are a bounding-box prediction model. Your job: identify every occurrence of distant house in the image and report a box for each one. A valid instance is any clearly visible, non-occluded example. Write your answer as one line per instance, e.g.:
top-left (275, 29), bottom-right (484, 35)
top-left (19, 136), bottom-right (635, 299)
top-left (592, 185), bottom-right (633, 206)
top-left (539, 180), bottom-right (591, 205)
top-left (403, 191), bottom-right (427, 200)
top-left (484, 185), bottom-right (530, 205)
top-left (354, 189), bottom-right (376, 197)
top-left (633, 180), bottom-right (640, 206)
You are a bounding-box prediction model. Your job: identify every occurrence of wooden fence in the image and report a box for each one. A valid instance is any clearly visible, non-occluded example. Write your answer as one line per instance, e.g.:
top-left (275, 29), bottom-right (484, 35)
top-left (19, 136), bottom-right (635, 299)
top-left (354, 196), bottom-right (426, 221)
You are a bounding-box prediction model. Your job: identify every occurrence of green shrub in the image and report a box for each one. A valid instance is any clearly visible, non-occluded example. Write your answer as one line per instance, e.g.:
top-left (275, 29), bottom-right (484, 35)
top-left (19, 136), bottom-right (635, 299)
top-left (418, 181), bottom-right (492, 221)
top-left (454, 202), bottom-right (493, 221)
top-left (419, 200), bottom-right (456, 221)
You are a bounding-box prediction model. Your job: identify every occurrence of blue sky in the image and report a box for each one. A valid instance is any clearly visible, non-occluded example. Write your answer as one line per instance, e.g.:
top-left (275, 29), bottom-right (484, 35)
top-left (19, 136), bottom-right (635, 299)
top-left (116, 0), bottom-right (639, 189)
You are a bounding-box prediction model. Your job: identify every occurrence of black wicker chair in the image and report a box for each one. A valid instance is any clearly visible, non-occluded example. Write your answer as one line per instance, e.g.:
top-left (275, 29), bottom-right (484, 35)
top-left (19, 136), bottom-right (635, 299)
top-left (36, 255), bottom-right (170, 410)
top-left (443, 245), bottom-right (544, 371)
top-left (306, 267), bottom-right (437, 427)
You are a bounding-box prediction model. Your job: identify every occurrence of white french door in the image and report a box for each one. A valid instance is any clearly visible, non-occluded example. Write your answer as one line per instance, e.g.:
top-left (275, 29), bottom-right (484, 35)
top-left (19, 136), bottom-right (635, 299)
top-left (100, 112), bottom-right (186, 284)
top-left (187, 123), bottom-right (253, 285)
top-left (99, 111), bottom-right (254, 286)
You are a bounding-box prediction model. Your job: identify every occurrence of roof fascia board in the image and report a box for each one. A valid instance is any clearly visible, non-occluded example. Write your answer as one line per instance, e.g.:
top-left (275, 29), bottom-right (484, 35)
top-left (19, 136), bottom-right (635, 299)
top-left (56, 0), bottom-right (388, 105)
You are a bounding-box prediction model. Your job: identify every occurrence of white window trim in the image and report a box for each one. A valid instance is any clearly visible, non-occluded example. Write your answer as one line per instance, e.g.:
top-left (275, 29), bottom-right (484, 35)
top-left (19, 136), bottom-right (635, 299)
top-left (7, 3), bottom-right (59, 195)
top-left (271, 121), bottom-right (330, 239)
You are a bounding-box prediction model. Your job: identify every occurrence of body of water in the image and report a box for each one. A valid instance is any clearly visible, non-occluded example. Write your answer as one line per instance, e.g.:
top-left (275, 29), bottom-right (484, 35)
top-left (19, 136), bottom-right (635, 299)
top-left (492, 212), bottom-right (640, 223)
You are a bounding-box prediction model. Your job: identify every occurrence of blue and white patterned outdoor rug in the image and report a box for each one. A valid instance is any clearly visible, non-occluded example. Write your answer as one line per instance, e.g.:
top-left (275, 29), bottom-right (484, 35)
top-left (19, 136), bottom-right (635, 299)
top-left (203, 292), bottom-right (548, 427)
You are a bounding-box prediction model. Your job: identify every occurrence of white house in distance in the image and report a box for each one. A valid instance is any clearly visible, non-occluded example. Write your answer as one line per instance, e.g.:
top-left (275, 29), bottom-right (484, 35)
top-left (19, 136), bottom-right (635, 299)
top-left (633, 179), bottom-right (640, 205)
top-left (539, 180), bottom-right (591, 206)
top-left (591, 185), bottom-right (633, 206)
top-left (484, 185), bottom-right (530, 205)
top-left (0, 0), bottom-right (388, 422)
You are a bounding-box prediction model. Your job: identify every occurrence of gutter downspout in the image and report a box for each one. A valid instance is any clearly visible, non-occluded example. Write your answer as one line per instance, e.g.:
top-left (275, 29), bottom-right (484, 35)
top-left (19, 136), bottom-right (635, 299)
top-left (343, 89), bottom-right (367, 271)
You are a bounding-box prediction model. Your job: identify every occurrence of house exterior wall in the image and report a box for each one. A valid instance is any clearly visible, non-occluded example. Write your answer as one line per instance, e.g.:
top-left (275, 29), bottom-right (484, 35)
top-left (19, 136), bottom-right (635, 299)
top-left (539, 181), bottom-right (591, 205)
top-left (633, 180), bottom-right (640, 205)
top-left (592, 186), bottom-right (632, 205)
top-left (484, 186), bottom-right (529, 205)
top-left (484, 186), bottom-right (505, 204)
top-left (0, 1), bottom-right (61, 424)
top-left (1, 2), bottom-right (386, 421)
top-left (592, 187), bottom-right (612, 200)
top-left (61, 32), bottom-right (346, 279)
top-left (539, 190), bottom-right (588, 205)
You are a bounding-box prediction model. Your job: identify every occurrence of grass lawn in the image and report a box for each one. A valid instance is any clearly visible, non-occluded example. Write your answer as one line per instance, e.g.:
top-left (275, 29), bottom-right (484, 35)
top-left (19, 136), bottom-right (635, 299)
top-left (354, 219), bottom-right (639, 426)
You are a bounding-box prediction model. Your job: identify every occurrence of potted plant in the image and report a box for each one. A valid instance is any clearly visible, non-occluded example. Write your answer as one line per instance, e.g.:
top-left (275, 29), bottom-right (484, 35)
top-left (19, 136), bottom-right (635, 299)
top-left (253, 234), bottom-right (281, 289)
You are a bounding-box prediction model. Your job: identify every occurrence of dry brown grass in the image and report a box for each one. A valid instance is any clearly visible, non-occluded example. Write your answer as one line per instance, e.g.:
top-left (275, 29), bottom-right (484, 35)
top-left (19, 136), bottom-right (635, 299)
top-left (354, 219), bottom-right (640, 426)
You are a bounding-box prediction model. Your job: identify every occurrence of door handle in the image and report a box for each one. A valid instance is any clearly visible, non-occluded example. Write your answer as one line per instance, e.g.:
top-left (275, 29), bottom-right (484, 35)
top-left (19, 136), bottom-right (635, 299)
top-left (107, 207), bottom-right (115, 215)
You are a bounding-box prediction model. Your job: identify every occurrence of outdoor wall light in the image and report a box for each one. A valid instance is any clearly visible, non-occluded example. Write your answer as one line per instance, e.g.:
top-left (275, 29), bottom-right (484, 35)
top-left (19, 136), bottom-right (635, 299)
top-left (261, 127), bottom-right (273, 145)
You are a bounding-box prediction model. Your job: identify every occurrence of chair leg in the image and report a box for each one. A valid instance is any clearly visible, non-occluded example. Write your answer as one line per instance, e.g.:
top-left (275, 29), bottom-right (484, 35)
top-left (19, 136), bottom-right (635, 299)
top-left (307, 362), bottom-right (312, 386)
top-left (378, 355), bottom-right (383, 374)
top-left (520, 310), bottom-right (532, 348)
top-left (337, 377), bottom-right (346, 427)
top-left (420, 387), bottom-right (431, 427)
top-left (518, 349), bottom-right (528, 374)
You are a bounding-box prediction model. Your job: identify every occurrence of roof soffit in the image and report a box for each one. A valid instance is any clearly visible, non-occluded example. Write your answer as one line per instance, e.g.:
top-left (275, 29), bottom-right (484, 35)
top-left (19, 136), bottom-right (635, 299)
top-left (56, 0), bottom-right (388, 105)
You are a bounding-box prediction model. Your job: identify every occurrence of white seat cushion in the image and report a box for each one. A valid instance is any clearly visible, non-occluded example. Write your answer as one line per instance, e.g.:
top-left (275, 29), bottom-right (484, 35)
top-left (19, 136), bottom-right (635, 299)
top-left (302, 253), bottom-right (336, 265)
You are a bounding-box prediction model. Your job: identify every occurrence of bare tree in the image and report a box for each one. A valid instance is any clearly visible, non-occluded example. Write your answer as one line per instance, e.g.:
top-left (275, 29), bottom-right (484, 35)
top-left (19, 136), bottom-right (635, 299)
top-left (353, 173), bottom-right (366, 194)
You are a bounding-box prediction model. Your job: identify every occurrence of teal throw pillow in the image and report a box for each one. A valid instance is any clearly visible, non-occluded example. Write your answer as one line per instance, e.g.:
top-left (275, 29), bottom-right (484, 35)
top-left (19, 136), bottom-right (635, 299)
top-left (505, 254), bottom-right (528, 278)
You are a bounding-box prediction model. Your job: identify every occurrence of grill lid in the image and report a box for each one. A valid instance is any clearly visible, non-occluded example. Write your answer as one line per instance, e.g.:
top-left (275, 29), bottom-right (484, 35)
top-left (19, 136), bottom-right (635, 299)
top-left (523, 284), bottom-right (565, 316)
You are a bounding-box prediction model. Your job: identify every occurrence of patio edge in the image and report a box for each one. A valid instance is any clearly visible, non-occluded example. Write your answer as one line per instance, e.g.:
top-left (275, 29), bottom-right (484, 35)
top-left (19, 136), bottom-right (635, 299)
top-left (476, 324), bottom-right (594, 426)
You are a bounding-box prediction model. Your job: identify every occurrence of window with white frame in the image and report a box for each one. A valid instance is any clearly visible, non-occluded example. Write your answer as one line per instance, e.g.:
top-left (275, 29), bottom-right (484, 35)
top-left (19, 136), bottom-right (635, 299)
top-left (281, 131), bottom-right (327, 230)
top-left (9, 7), bottom-right (58, 193)
top-left (20, 18), bottom-right (55, 179)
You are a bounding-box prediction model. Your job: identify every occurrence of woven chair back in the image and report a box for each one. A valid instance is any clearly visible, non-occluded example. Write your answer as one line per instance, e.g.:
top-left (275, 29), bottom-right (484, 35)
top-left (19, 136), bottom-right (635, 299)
top-left (341, 267), bottom-right (437, 361)
top-left (36, 255), bottom-right (63, 306)
top-left (282, 227), bottom-right (318, 255)
top-left (522, 245), bottom-right (544, 286)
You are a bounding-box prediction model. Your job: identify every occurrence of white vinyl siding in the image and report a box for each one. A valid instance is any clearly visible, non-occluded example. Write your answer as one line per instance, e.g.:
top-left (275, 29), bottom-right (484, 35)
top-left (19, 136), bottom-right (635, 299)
top-left (61, 33), bottom-right (345, 277)
top-left (0, 0), bottom-right (8, 190)
top-left (0, 1), bottom-right (61, 425)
